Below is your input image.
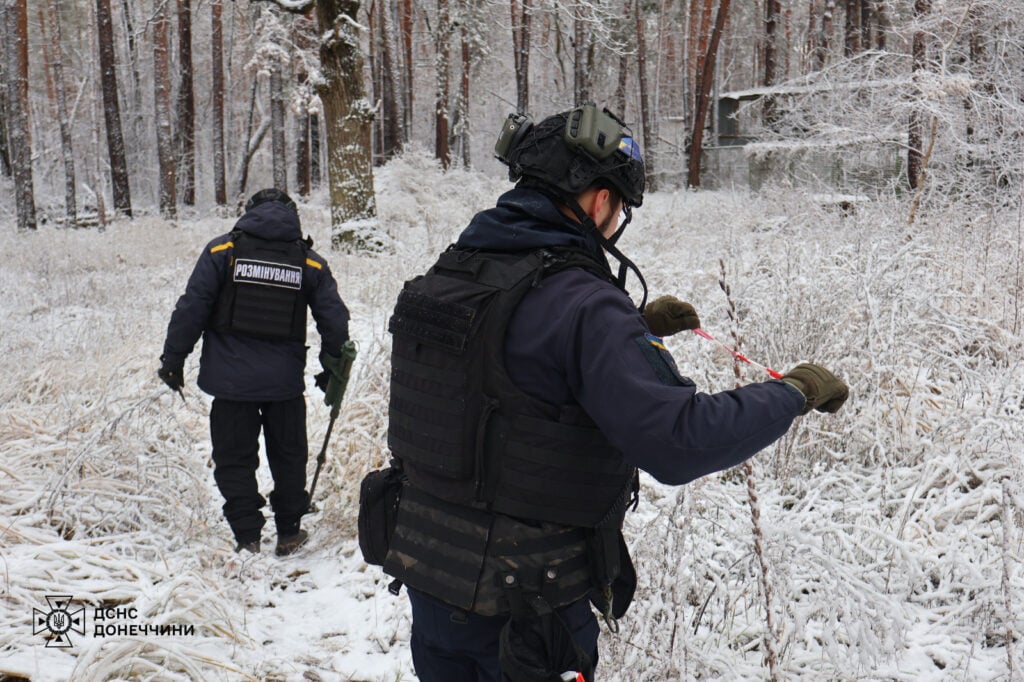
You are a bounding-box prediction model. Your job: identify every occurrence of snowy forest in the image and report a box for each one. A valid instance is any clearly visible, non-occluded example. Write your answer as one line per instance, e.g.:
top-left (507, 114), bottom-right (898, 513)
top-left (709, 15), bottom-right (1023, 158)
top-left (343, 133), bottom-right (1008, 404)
top-left (2, 0), bottom-right (1024, 680)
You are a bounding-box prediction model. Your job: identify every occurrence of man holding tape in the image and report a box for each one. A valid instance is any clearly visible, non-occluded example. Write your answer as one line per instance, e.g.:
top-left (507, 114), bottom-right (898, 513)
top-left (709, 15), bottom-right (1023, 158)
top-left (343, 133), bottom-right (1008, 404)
top-left (367, 106), bottom-right (849, 681)
top-left (159, 188), bottom-right (352, 556)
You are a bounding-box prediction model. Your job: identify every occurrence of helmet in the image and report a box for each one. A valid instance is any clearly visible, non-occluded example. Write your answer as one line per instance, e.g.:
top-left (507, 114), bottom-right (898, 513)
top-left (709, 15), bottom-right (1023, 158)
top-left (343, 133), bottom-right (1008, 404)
top-left (495, 104), bottom-right (645, 207)
top-left (245, 188), bottom-right (296, 212)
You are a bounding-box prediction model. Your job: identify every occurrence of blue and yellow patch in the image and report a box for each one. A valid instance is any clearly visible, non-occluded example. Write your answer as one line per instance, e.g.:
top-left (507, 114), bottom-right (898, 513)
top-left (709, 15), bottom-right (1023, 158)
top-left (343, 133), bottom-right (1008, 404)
top-left (634, 332), bottom-right (691, 387)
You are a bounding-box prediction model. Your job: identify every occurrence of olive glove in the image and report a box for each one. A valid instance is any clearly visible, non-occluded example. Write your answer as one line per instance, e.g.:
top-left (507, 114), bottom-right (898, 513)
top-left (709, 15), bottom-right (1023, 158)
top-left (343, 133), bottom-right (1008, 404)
top-left (781, 363), bottom-right (849, 415)
top-left (317, 340), bottom-right (357, 410)
top-left (157, 355), bottom-right (184, 393)
top-left (643, 295), bottom-right (701, 337)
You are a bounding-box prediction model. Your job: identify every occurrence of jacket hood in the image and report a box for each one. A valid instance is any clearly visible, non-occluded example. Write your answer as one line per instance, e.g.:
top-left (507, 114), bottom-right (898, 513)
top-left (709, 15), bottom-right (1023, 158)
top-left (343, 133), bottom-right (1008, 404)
top-left (456, 188), bottom-right (604, 254)
top-left (234, 201), bottom-right (302, 241)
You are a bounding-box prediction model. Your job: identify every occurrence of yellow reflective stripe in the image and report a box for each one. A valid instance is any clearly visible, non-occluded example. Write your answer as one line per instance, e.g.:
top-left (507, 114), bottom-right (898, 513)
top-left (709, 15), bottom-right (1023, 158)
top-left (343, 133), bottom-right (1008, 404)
top-left (210, 241), bottom-right (234, 254)
top-left (305, 258), bottom-right (322, 270)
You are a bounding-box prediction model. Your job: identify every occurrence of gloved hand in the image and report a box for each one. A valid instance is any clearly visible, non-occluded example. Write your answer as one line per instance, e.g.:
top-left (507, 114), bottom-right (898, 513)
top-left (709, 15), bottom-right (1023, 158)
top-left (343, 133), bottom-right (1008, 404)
top-left (643, 295), bottom-right (700, 337)
top-left (319, 349), bottom-right (351, 409)
top-left (781, 363), bottom-right (849, 415)
top-left (158, 355), bottom-right (184, 393)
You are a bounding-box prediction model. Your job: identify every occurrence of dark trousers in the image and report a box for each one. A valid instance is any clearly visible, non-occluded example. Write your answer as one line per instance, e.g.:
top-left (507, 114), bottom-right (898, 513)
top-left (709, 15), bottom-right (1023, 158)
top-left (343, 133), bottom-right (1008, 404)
top-left (209, 397), bottom-right (309, 544)
top-left (409, 589), bottom-right (600, 682)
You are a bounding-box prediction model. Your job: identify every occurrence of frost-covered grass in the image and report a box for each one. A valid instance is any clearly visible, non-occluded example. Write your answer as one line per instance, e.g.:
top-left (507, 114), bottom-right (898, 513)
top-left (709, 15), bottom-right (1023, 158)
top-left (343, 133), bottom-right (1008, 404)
top-left (1, 153), bottom-right (1022, 680)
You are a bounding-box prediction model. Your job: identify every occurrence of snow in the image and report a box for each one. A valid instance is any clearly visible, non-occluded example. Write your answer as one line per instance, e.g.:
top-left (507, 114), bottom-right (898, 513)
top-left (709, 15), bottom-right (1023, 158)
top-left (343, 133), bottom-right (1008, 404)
top-left (1, 152), bottom-right (1022, 680)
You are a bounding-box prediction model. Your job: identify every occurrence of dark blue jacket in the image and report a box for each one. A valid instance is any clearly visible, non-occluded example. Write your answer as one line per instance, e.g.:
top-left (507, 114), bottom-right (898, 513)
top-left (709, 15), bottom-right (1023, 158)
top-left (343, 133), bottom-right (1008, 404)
top-left (162, 201), bottom-right (350, 401)
top-left (457, 188), bottom-right (805, 485)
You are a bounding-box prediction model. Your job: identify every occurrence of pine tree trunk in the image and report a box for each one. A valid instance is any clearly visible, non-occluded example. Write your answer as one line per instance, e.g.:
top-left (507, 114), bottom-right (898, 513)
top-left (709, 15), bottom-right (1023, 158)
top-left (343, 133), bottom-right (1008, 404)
top-left (211, 0), bottom-right (227, 205)
top-left (4, 0), bottom-right (36, 230)
top-left (400, 0), bottom-right (414, 139)
top-left (297, 103), bottom-right (311, 196)
top-left (459, 14), bottom-right (471, 167)
top-left (311, 112), bottom-right (321, 187)
top-left (153, 0), bottom-right (177, 218)
top-left (635, 0), bottom-right (655, 191)
top-left (379, 0), bottom-right (402, 159)
top-left (434, 0), bottom-right (452, 169)
top-left (687, 0), bottom-right (731, 188)
top-left (271, 67), bottom-right (288, 191)
top-left (512, 0), bottom-right (531, 112)
top-left (175, 0), bottom-right (195, 205)
top-left (46, 0), bottom-right (77, 227)
top-left (843, 0), bottom-right (860, 56)
top-left (315, 0), bottom-right (377, 247)
top-left (764, 0), bottom-right (781, 125)
top-left (907, 0), bottom-right (930, 189)
top-left (817, 0), bottom-right (835, 69)
top-left (574, 7), bottom-right (589, 104)
top-left (96, 0), bottom-right (132, 216)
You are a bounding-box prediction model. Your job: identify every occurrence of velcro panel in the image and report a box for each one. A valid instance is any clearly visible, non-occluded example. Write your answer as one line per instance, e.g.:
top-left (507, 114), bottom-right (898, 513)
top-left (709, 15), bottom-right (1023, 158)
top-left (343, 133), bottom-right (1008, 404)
top-left (384, 486), bottom-right (492, 612)
top-left (389, 289), bottom-right (474, 354)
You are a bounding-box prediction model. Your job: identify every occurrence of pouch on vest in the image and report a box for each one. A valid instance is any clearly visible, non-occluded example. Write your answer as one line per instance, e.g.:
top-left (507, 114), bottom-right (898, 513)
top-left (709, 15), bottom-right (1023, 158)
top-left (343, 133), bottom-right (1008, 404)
top-left (211, 232), bottom-right (308, 341)
top-left (357, 464), bottom-right (404, 566)
top-left (387, 249), bottom-right (542, 502)
top-left (499, 592), bottom-right (594, 682)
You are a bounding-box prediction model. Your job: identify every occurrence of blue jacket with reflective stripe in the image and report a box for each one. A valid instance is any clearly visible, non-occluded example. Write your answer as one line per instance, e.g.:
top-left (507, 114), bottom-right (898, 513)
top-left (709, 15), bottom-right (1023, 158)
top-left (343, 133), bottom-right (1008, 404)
top-left (162, 201), bottom-right (350, 401)
top-left (457, 188), bottom-right (804, 485)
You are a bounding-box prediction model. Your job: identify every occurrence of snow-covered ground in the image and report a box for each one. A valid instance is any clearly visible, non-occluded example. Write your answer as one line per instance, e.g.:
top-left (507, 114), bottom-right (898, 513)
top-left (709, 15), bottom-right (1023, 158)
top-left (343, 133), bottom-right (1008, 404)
top-left (1, 153), bottom-right (1022, 680)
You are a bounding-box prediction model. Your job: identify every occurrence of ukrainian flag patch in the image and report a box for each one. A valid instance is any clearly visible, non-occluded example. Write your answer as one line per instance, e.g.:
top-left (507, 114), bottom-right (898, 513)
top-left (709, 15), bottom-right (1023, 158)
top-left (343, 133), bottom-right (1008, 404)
top-left (634, 332), bottom-right (692, 387)
top-left (644, 332), bottom-right (666, 350)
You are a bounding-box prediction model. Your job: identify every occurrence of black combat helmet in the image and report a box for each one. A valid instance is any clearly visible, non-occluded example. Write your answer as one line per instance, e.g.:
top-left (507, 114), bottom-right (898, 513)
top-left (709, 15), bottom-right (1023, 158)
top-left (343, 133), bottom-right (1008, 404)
top-left (495, 104), bottom-right (646, 208)
top-left (245, 188), bottom-right (296, 212)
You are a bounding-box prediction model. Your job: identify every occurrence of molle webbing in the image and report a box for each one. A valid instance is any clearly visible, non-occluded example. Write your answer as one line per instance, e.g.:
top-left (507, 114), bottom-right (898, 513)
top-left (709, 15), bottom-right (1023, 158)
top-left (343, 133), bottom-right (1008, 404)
top-left (210, 232), bottom-right (308, 342)
top-left (387, 247), bottom-right (636, 525)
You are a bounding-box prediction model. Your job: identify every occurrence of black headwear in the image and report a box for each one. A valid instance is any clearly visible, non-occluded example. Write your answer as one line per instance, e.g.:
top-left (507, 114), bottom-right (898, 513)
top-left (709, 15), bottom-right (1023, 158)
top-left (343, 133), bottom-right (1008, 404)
top-left (494, 105), bottom-right (649, 311)
top-left (245, 188), bottom-right (297, 213)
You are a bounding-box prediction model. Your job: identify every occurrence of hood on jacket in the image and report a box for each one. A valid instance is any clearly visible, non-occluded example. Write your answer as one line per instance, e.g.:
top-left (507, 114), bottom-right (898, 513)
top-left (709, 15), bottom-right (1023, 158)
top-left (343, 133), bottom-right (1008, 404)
top-left (456, 188), bottom-right (604, 254)
top-left (234, 201), bottom-right (303, 242)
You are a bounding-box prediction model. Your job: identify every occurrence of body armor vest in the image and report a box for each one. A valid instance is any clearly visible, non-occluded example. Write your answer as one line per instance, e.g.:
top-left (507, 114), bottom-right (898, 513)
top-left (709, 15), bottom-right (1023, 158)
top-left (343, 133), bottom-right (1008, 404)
top-left (383, 247), bottom-right (638, 616)
top-left (211, 231), bottom-right (308, 342)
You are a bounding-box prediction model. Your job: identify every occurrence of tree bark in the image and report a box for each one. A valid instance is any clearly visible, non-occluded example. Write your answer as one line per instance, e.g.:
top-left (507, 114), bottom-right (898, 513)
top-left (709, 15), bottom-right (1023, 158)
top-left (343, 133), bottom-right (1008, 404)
top-left (574, 5), bottom-right (589, 104)
top-left (211, 0), bottom-right (227, 205)
top-left (311, 111), bottom-right (321, 187)
top-left (843, 0), bottom-right (860, 56)
top-left (379, 0), bottom-right (402, 159)
top-left (434, 0), bottom-right (452, 169)
top-left (4, 0), bottom-right (36, 230)
top-left (96, 0), bottom-right (132, 216)
top-left (400, 0), bottom-right (414, 139)
top-left (635, 0), bottom-right (654, 191)
top-left (458, 11), bottom-right (471, 167)
top-left (907, 0), bottom-right (930, 189)
top-left (297, 99), bottom-right (311, 196)
top-left (315, 0), bottom-right (377, 247)
top-left (764, 0), bottom-right (781, 125)
top-left (271, 66), bottom-right (288, 191)
top-left (175, 0), bottom-right (196, 206)
top-left (687, 0), bottom-right (731, 188)
top-left (153, 0), bottom-right (177, 218)
top-left (511, 0), bottom-right (531, 112)
top-left (46, 0), bottom-right (77, 227)
top-left (817, 0), bottom-right (835, 69)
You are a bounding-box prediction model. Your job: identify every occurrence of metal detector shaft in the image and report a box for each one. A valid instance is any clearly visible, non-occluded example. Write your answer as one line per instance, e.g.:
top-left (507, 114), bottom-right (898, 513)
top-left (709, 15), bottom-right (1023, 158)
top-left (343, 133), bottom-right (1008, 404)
top-left (306, 340), bottom-right (357, 513)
